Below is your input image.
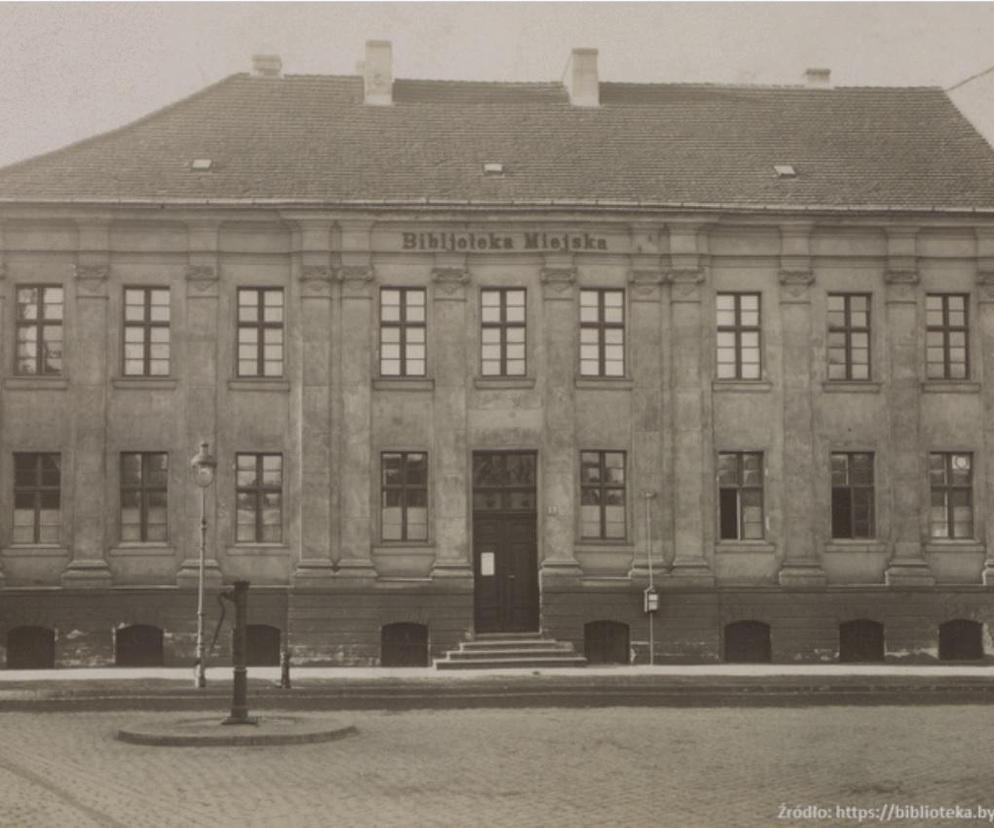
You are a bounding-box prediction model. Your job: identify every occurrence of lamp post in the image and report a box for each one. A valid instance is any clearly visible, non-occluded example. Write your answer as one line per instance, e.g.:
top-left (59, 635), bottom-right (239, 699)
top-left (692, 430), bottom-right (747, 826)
top-left (641, 490), bottom-right (658, 665)
top-left (190, 441), bottom-right (217, 689)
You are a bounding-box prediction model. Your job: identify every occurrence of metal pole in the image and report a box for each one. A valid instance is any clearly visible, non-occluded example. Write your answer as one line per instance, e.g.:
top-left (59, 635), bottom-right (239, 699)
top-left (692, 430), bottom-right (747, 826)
top-left (195, 485), bottom-right (207, 688)
top-left (645, 491), bottom-right (655, 666)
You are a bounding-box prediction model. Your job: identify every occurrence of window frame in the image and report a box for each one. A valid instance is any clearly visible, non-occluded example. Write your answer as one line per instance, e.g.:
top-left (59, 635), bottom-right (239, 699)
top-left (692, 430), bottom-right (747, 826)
top-left (119, 452), bottom-right (169, 543)
top-left (830, 452), bottom-right (875, 539)
top-left (234, 453), bottom-right (284, 544)
top-left (925, 294), bottom-right (969, 381)
top-left (14, 284), bottom-right (64, 377)
top-left (480, 287), bottom-right (527, 377)
top-left (579, 450), bottom-right (627, 540)
top-left (379, 287), bottom-right (428, 378)
top-left (928, 451), bottom-right (974, 540)
top-left (716, 292), bottom-right (762, 380)
top-left (122, 287), bottom-right (171, 377)
top-left (827, 293), bottom-right (871, 381)
top-left (380, 451), bottom-right (429, 542)
top-left (12, 452), bottom-right (61, 545)
top-left (717, 451), bottom-right (765, 540)
top-left (579, 289), bottom-right (626, 378)
top-left (236, 287), bottom-right (285, 378)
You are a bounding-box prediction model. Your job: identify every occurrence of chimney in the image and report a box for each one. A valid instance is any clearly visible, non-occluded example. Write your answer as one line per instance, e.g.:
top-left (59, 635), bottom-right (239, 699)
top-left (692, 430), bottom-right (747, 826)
top-left (804, 67), bottom-right (832, 89)
top-left (364, 40), bottom-right (393, 105)
top-left (565, 48), bottom-right (599, 107)
top-left (252, 54), bottom-right (283, 78)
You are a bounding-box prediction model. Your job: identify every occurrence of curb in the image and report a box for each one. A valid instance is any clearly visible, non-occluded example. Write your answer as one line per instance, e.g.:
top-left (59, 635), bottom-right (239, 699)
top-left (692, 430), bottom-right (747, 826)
top-left (117, 715), bottom-right (358, 746)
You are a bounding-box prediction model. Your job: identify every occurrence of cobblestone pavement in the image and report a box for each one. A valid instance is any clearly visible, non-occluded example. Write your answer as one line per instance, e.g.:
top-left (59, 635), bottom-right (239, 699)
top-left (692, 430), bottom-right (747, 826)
top-left (2, 706), bottom-right (993, 827)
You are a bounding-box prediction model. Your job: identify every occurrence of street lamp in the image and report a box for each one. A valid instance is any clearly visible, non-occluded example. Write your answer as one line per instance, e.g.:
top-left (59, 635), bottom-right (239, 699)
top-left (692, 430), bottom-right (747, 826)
top-left (190, 441), bottom-right (217, 689)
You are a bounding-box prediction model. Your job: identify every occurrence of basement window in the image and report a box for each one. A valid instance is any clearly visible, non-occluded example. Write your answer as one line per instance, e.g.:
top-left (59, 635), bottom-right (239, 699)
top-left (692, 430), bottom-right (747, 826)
top-left (773, 164), bottom-right (797, 179)
top-left (190, 159), bottom-right (214, 171)
top-left (483, 162), bottom-right (505, 177)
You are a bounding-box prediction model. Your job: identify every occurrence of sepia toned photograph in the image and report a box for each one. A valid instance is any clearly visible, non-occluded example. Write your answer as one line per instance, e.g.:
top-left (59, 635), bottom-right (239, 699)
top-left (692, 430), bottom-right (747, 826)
top-left (2, 2), bottom-right (994, 825)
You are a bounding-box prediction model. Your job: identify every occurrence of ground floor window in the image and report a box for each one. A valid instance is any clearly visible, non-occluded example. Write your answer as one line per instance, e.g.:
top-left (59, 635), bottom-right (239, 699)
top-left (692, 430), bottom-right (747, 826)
top-left (246, 625), bottom-right (281, 666)
top-left (939, 619), bottom-right (983, 661)
top-left (838, 619), bottom-right (884, 662)
top-left (6, 626), bottom-right (55, 669)
top-left (381, 623), bottom-right (429, 667)
top-left (723, 620), bottom-right (771, 663)
top-left (584, 620), bottom-right (630, 665)
top-left (115, 624), bottom-right (164, 667)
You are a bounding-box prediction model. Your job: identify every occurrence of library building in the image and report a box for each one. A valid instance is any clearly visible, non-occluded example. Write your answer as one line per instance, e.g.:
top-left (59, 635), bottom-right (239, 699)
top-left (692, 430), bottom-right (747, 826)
top-left (2, 42), bottom-right (994, 669)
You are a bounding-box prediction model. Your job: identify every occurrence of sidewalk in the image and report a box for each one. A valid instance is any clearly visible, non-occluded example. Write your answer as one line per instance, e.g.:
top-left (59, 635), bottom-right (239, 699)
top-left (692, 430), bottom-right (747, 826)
top-left (2, 663), bottom-right (994, 710)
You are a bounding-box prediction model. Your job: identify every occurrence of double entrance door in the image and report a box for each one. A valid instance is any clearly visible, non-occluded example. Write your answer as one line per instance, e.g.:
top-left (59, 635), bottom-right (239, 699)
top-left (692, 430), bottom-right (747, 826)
top-left (472, 451), bottom-right (539, 633)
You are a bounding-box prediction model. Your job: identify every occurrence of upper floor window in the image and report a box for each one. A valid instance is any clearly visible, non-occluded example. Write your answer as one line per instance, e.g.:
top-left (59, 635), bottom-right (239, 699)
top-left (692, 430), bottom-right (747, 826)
top-left (929, 452), bottom-right (973, 539)
top-left (926, 294), bottom-right (968, 380)
top-left (15, 286), bottom-right (63, 376)
top-left (580, 450), bottom-right (626, 539)
top-left (579, 289), bottom-right (625, 377)
top-left (235, 453), bottom-right (283, 543)
top-left (237, 288), bottom-right (284, 377)
top-left (120, 452), bottom-right (168, 542)
top-left (381, 451), bottom-right (428, 541)
top-left (831, 452), bottom-right (874, 539)
top-left (718, 452), bottom-right (764, 540)
top-left (481, 288), bottom-right (526, 376)
top-left (380, 288), bottom-right (426, 377)
top-left (827, 294), bottom-right (871, 381)
top-left (13, 453), bottom-right (61, 544)
top-left (123, 288), bottom-right (170, 376)
top-left (716, 293), bottom-right (761, 380)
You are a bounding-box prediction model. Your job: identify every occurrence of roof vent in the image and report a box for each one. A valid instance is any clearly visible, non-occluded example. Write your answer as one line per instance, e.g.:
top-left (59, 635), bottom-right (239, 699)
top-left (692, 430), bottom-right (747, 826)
top-left (364, 40), bottom-right (393, 106)
top-left (190, 159), bottom-right (214, 172)
top-left (804, 68), bottom-right (832, 89)
top-left (773, 164), bottom-right (797, 179)
top-left (252, 54), bottom-right (283, 78)
top-left (483, 162), bottom-right (505, 177)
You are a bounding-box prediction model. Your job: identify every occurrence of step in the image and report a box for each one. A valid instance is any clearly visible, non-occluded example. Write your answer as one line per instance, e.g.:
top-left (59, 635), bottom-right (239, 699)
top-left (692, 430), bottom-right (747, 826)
top-left (435, 656), bottom-right (588, 670)
top-left (458, 640), bottom-right (573, 652)
top-left (448, 647), bottom-right (575, 660)
top-left (473, 632), bottom-right (545, 640)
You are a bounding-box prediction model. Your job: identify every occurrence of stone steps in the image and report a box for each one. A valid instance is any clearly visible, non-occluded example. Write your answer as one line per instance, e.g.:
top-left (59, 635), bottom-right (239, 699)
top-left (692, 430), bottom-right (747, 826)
top-left (435, 634), bottom-right (587, 670)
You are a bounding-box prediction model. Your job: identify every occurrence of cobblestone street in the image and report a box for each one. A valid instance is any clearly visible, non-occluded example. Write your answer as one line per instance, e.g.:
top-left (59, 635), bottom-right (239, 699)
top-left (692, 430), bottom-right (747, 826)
top-left (2, 705), bottom-right (994, 827)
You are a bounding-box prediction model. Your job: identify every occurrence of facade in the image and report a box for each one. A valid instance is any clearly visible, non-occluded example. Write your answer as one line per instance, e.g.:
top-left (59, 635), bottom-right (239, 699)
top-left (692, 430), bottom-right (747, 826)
top-left (3, 44), bottom-right (994, 667)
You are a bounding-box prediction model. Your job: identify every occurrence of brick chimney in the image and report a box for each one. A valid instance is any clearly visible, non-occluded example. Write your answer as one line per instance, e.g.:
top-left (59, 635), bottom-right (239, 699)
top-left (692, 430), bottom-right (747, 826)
top-left (252, 54), bottom-right (283, 78)
top-left (565, 48), bottom-right (599, 107)
top-left (364, 40), bottom-right (393, 105)
top-left (804, 68), bottom-right (832, 89)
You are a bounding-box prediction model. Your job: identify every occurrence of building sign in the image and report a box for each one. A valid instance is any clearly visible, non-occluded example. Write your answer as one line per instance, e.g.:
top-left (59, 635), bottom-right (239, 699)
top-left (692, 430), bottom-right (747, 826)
top-left (399, 230), bottom-right (611, 253)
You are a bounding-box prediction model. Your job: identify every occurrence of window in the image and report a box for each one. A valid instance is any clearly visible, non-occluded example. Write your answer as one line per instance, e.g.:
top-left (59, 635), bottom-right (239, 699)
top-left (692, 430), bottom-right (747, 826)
top-left (237, 288), bottom-right (284, 377)
top-left (716, 293), bottom-right (761, 380)
top-left (120, 452), bottom-right (168, 542)
top-left (718, 452), bottom-right (764, 540)
top-left (123, 288), bottom-right (170, 376)
top-left (235, 453), bottom-right (283, 543)
top-left (579, 289), bottom-right (625, 377)
top-left (380, 288), bottom-right (426, 377)
top-left (15, 286), bottom-right (63, 376)
top-left (926, 294), bottom-right (968, 380)
top-left (381, 452), bottom-right (428, 541)
top-left (831, 452), bottom-right (874, 539)
top-left (929, 452), bottom-right (973, 539)
top-left (827, 294), bottom-right (871, 381)
top-left (480, 288), bottom-right (526, 376)
top-left (13, 453), bottom-right (60, 544)
top-left (579, 450), bottom-right (626, 539)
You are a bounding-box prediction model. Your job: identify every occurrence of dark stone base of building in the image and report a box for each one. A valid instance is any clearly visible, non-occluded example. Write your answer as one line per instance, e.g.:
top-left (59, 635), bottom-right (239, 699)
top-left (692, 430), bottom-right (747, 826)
top-left (2, 584), bottom-right (993, 668)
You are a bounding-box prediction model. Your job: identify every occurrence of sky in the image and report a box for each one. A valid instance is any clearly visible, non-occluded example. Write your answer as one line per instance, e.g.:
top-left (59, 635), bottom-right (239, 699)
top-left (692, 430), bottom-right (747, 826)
top-left (2, 2), bottom-right (994, 169)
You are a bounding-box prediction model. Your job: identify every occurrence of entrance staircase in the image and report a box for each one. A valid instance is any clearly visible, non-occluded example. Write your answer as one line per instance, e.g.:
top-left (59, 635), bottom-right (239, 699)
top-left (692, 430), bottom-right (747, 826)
top-left (435, 632), bottom-right (587, 670)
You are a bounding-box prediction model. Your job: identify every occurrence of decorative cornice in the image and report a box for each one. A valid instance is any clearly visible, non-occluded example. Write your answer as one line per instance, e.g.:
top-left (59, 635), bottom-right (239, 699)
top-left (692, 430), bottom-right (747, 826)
top-left (74, 264), bottom-right (109, 282)
top-left (540, 266), bottom-right (576, 299)
top-left (665, 267), bottom-right (704, 284)
top-left (778, 269), bottom-right (814, 286)
top-left (336, 265), bottom-right (374, 284)
top-left (884, 269), bottom-right (919, 285)
top-left (431, 267), bottom-right (469, 299)
top-left (628, 269), bottom-right (667, 301)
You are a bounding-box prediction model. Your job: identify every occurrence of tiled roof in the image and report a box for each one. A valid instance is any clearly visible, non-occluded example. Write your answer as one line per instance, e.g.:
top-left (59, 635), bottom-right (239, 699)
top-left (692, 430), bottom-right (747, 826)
top-left (2, 73), bottom-right (994, 210)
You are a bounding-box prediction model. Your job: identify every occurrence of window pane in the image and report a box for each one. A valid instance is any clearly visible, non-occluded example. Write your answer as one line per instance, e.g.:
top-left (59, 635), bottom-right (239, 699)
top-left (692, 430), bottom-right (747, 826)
top-left (719, 489), bottom-right (738, 540)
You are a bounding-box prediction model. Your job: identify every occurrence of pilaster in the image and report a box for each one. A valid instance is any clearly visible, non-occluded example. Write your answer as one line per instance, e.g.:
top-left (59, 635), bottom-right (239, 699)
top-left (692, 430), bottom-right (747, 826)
top-left (293, 217), bottom-right (337, 585)
top-left (177, 221), bottom-right (222, 588)
top-left (883, 228), bottom-right (934, 585)
top-left (335, 253), bottom-right (377, 582)
top-left (539, 262), bottom-right (582, 585)
top-left (62, 220), bottom-right (113, 586)
top-left (976, 227), bottom-right (994, 584)
top-left (627, 267), bottom-right (667, 580)
top-left (430, 265), bottom-right (473, 581)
